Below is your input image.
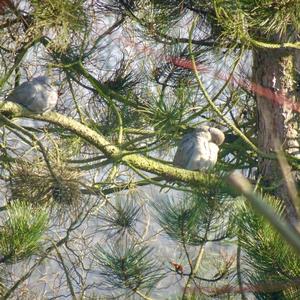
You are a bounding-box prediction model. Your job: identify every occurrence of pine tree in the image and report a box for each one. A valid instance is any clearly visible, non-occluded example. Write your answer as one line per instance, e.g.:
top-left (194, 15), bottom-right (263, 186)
top-left (0, 1), bottom-right (300, 299)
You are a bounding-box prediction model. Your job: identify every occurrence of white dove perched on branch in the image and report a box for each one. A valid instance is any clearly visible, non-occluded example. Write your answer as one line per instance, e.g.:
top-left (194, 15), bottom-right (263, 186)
top-left (173, 126), bottom-right (225, 170)
top-left (6, 76), bottom-right (59, 114)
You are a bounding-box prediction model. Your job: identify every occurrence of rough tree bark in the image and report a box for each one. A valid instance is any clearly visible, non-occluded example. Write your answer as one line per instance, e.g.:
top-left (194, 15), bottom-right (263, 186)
top-left (253, 45), bottom-right (300, 222)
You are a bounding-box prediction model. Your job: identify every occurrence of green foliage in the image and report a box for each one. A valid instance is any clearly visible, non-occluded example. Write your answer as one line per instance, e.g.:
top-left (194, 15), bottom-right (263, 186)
top-left (10, 155), bottom-right (83, 220)
top-left (99, 0), bottom-right (140, 14)
top-left (153, 191), bottom-right (234, 246)
top-left (142, 85), bottom-right (194, 137)
top-left (87, 63), bottom-right (148, 138)
top-left (0, 201), bottom-right (48, 263)
top-left (214, 0), bottom-right (300, 45)
top-left (31, 0), bottom-right (86, 30)
top-left (143, 0), bottom-right (184, 33)
top-left (93, 241), bottom-right (164, 293)
top-left (148, 96), bottom-right (186, 133)
top-left (236, 195), bottom-right (300, 299)
top-left (30, 0), bottom-right (87, 51)
top-left (60, 133), bottom-right (85, 157)
top-left (1, 0), bottom-right (300, 298)
top-left (98, 199), bottom-right (141, 237)
top-left (239, 0), bottom-right (300, 37)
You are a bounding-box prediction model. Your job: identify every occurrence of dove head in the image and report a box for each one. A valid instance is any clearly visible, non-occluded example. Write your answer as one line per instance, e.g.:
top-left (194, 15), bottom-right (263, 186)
top-left (193, 126), bottom-right (211, 140)
top-left (208, 127), bottom-right (225, 145)
top-left (32, 76), bottom-right (61, 87)
top-left (194, 125), bottom-right (209, 133)
top-left (32, 76), bottom-right (50, 84)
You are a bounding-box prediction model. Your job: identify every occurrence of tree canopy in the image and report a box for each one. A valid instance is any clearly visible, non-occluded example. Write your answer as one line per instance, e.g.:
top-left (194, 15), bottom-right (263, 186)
top-left (0, 0), bottom-right (300, 299)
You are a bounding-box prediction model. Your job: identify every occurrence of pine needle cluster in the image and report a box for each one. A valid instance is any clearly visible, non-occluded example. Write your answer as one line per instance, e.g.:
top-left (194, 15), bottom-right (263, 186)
top-left (30, 0), bottom-right (87, 51)
top-left (214, 0), bottom-right (300, 46)
top-left (0, 201), bottom-right (48, 264)
top-left (93, 241), bottom-right (164, 294)
top-left (236, 195), bottom-right (300, 298)
top-left (9, 154), bottom-right (82, 219)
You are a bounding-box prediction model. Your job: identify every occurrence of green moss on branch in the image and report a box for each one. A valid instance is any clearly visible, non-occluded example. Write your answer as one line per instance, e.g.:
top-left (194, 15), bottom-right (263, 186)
top-left (0, 101), bottom-right (234, 194)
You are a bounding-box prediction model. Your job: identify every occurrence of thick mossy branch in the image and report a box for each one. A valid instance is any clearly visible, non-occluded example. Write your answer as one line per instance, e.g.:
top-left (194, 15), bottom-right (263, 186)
top-left (249, 39), bottom-right (300, 50)
top-left (0, 101), bottom-right (234, 194)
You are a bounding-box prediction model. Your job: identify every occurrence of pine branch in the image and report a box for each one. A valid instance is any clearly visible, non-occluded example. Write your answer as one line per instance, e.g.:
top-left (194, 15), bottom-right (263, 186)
top-left (0, 101), bottom-right (234, 194)
top-left (229, 172), bottom-right (300, 254)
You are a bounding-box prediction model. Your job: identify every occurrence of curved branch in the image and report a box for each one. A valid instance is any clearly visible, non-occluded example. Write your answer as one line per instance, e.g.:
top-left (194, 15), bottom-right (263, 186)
top-left (0, 114), bottom-right (58, 180)
top-left (249, 38), bottom-right (300, 50)
top-left (0, 102), bottom-right (234, 194)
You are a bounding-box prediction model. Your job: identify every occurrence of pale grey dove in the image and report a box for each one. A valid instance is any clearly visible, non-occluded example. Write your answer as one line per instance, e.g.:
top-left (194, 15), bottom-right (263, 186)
top-left (6, 76), bottom-right (58, 113)
top-left (173, 126), bottom-right (225, 170)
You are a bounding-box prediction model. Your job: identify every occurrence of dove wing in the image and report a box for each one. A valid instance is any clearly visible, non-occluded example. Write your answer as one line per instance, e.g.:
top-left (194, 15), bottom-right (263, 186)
top-left (173, 132), bottom-right (197, 168)
top-left (6, 81), bottom-right (36, 109)
top-left (186, 135), bottom-right (211, 170)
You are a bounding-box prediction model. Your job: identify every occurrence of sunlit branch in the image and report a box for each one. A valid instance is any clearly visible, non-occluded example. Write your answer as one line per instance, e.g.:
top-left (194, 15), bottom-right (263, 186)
top-left (0, 102), bottom-right (232, 192)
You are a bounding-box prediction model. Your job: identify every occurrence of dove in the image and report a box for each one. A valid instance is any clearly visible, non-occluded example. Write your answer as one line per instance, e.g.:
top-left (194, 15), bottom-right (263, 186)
top-left (173, 126), bottom-right (225, 170)
top-left (6, 76), bottom-right (58, 113)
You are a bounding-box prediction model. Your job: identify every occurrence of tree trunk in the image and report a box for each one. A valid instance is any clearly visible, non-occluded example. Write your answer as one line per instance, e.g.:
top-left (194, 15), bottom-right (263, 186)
top-left (253, 47), bottom-right (300, 223)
